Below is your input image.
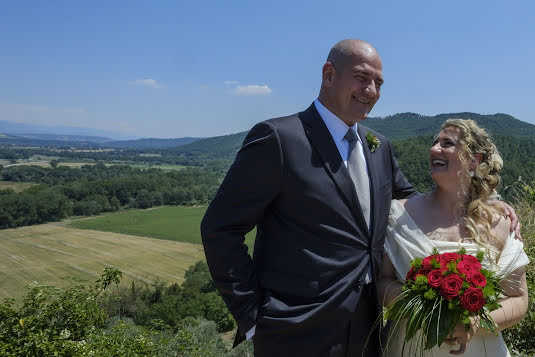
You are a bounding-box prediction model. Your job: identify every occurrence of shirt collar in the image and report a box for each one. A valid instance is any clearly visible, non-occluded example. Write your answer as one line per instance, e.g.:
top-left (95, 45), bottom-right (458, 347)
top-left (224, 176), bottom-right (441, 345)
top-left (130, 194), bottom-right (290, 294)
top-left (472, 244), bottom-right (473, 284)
top-left (314, 98), bottom-right (361, 144)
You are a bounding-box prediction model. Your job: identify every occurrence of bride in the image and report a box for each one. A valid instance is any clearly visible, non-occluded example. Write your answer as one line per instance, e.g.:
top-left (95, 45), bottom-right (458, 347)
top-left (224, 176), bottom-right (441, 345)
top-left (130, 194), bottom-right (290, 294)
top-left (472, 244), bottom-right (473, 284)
top-left (378, 119), bottom-right (529, 356)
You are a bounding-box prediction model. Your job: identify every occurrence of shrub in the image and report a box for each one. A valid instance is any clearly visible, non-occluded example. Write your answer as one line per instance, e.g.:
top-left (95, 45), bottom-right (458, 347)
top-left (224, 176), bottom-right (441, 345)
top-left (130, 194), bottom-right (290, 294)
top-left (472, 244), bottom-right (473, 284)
top-left (502, 182), bottom-right (535, 356)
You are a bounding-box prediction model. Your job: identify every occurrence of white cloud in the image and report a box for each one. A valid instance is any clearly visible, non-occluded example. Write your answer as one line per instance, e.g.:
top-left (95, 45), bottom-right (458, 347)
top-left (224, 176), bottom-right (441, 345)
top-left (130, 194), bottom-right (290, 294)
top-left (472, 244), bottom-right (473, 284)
top-left (224, 80), bottom-right (239, 85)
top-left (234, 84), bottom-right (272, 95)
top-left (128, 78), bottom-right (165, 89)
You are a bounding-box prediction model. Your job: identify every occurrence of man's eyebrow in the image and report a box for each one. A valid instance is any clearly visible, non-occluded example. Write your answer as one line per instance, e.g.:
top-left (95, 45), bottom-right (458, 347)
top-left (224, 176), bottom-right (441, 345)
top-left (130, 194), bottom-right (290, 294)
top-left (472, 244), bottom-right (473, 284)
top-left (353, 68), bottom-right (384, 84)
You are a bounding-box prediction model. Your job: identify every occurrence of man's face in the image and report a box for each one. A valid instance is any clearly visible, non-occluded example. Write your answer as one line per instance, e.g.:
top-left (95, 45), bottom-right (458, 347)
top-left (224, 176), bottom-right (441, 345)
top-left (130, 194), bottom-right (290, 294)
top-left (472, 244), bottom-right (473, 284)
top-left (325, 50), bottom-right (383, 125)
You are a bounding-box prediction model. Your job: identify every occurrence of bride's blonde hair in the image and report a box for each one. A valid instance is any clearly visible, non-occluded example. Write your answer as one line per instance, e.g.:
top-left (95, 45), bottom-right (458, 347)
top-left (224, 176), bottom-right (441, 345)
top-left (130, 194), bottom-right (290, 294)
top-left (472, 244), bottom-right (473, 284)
top-left (440, 119), bottom-right (503, 246)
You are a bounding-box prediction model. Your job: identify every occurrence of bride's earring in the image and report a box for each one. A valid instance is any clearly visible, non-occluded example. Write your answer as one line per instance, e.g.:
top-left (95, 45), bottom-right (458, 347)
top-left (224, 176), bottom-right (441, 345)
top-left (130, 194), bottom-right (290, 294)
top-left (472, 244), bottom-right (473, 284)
top-left (469, 170), bottom-right (475, 177)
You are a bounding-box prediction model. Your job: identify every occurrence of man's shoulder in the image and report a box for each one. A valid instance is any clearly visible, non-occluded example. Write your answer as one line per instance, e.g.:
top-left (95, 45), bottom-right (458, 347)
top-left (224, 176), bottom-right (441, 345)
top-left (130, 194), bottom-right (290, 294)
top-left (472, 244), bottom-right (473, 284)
top-left (252, 104), bottom-right (315, 134)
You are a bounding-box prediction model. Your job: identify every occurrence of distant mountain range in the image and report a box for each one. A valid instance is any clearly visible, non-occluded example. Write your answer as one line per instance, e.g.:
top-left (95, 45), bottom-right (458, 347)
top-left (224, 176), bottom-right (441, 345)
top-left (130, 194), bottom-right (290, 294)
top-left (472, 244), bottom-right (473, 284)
top-left (0, 132), bottom-right (202, 149)
top-left (1, 112), bottom-right (534, 149)
top-left (0, 120), bottom-right (129, 140)
top-left (171, 112), bottom-right (535, 157)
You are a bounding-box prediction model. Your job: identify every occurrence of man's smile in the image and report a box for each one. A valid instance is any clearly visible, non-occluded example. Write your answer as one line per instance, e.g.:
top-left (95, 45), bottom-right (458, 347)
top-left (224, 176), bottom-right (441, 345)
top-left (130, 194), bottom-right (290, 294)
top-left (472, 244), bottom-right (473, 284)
top-left (353, 95), bottom-right (370, 104)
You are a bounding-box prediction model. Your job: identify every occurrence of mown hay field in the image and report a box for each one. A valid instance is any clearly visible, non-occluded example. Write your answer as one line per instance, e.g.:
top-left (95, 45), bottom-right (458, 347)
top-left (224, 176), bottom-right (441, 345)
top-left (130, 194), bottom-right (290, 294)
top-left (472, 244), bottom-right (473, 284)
top-left (0, 224), bottom-right (205, 300)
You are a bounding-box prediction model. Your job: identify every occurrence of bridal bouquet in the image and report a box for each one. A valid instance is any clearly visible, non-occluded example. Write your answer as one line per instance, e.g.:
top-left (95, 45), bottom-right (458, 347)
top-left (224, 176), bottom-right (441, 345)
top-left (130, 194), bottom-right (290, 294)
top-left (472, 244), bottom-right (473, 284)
top-left (385, 248), bottom-right (502, 351)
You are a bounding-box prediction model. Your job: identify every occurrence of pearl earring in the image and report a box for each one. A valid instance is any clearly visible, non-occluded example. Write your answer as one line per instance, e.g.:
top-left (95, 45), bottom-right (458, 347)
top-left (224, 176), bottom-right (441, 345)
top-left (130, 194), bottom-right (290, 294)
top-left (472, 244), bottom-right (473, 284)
top-left (469, 170), bottom-right (474, 177)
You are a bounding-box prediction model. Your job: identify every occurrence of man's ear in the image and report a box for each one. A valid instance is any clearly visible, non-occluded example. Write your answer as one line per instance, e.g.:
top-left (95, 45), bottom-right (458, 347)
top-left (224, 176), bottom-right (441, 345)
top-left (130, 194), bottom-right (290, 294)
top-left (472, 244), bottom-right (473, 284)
top-left (322, 62), bottom-right (335, 87)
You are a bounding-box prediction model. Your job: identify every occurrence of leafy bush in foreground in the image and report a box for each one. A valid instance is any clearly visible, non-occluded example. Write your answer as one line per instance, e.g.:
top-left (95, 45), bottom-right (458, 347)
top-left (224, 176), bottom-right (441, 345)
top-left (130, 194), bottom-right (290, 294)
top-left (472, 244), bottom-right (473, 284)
top-left (0, 265), bottom-right (251, 356)
top-left (502, 181), bottom-right (535, 356)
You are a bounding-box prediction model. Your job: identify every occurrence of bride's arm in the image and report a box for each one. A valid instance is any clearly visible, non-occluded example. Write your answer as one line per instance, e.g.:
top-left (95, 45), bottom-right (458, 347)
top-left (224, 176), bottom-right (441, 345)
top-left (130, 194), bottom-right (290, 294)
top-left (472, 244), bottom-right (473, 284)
top-left (484, 266), bottom-right (528, 333)
top-left (377, 253), bottom-right (403, 307)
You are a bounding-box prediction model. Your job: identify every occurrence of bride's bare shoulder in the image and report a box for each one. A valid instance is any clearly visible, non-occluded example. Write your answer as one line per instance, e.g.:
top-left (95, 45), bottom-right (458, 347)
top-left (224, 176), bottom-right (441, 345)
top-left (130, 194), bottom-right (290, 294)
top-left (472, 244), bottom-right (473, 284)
top-left (397, 192), bottom-right (427, 208)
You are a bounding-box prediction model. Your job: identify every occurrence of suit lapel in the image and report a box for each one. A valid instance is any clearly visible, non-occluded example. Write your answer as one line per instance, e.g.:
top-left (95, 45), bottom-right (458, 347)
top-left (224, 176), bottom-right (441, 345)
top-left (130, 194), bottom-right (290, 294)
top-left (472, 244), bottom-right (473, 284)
top-left (357, 125), bottom-right (381, 238)
top-left (299, 104), bottom-right (368, 230)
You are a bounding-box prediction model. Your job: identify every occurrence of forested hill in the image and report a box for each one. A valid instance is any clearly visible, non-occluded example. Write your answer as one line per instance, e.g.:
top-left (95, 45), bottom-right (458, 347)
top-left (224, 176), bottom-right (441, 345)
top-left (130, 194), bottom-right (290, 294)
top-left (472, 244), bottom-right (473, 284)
top-left (169, 113), bottom-right (535, 200)
top-left (171, 111), bottom-right (535, 160)
top-left (167, 131), bottom-right (248, 164)
top-left (365, 112), bottom-right (535, 141)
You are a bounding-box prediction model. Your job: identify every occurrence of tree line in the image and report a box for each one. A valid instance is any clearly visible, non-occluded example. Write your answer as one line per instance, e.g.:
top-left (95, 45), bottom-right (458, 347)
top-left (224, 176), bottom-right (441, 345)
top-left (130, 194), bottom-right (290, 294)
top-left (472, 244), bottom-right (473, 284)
top-left (0, 165), bottom-right (221, 229)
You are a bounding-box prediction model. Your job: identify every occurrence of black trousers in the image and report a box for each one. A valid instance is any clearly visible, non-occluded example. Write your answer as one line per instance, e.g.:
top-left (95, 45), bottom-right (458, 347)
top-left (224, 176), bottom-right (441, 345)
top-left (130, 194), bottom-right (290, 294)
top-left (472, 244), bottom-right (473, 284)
top-left (346, 284), bottom-right (381, 357)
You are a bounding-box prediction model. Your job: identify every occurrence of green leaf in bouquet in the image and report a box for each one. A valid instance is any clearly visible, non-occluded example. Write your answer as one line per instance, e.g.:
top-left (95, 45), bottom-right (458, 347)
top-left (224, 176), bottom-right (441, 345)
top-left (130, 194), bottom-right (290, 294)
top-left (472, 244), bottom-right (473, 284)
top-left (424, 289), bottom-right (437, 300)
top-left (425, 300), bottom-right (458, 350)
top-left (482, 285), bottom-right (495, 298)
top-left (446, 261), bottom-right (457, 272)
top-left (405, 297), bottom-right (427, 341)
top-left (431, 259), bottom-right (441, 269)
top-left (476, 251), bottom-right (485, 262)
top-left (415, 275), bottom-right (428, 285)
top-left (479, 314), bottom-right (498, 334)
top-left (411, 257), bottom-right (423, 269)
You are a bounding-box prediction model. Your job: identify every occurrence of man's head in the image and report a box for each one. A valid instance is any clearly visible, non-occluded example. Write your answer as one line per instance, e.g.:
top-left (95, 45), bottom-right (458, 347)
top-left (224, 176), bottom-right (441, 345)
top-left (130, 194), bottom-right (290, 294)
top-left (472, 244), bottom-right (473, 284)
top-left (318, 39), bottom-right (383, 126)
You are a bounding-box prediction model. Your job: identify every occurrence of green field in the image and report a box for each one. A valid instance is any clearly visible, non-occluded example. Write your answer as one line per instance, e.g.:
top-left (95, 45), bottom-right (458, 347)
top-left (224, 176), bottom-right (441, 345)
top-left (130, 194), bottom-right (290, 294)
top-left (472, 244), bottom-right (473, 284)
top-left (68, 205), bottom-right (256, 251)
top-left (0, 181), bottom-right (37, 192)
top-left (127, 163), bottom-right (187, 171)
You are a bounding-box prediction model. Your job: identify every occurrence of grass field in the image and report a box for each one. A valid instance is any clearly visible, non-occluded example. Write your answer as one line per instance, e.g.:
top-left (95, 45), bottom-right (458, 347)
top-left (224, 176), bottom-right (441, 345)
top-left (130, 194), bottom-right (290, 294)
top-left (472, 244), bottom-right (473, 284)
top-left (0, 181), bottom-right (37, 192)
top-left (0, 224), bottom-right (205, 300)
top-left (68, 205), bottom-right (256, 250)
top-left (126, 163), bottom-right (187, 171)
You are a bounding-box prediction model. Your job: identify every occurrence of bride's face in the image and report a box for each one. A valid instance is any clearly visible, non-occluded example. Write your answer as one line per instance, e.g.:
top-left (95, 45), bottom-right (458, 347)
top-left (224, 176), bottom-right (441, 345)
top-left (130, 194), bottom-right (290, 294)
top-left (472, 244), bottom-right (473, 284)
top-left (429, 127), bottom-right (467, 186)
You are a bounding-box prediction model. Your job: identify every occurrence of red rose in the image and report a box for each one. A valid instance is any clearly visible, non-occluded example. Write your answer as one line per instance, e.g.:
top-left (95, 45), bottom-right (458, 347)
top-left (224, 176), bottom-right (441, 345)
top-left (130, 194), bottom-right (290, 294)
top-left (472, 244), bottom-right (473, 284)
top-left (460, 287), bottom-right (486, 312)
top-left (466, 271), bottom-right (487, 287)
top-left (439, 274), bottom-right (463, 299)
top-left (421, 256), bottom-right (440, 272)
top-left (440, 252), bottom-right (461, 264)
top-left (427, 269), bottom-right (444, 288)
top-left (462, 255), bottom-right (482, 269)
top-left (417, 266), bottom-right (431, 276)
top-left (457, 260), bottom-right (478, 275)
top-left (406, 267), bottom-right (417, 281)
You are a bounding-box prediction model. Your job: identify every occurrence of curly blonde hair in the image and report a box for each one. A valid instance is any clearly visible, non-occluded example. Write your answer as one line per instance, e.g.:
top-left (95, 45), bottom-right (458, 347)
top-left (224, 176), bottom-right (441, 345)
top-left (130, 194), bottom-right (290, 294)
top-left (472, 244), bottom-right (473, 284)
top-left (440, 119), bottom-right (504, 246)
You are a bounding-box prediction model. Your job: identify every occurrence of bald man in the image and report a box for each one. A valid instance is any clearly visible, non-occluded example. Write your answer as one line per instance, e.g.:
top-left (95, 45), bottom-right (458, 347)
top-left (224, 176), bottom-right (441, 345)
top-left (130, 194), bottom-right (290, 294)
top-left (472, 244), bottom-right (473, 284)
top-left (201, 39), bottom-right (416, 356)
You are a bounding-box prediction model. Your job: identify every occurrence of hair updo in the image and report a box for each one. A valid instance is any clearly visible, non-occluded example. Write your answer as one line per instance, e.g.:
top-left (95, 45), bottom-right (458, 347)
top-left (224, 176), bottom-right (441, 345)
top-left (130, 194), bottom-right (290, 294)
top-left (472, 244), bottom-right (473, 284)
top-left (440, 119), bottom-right (503, 245)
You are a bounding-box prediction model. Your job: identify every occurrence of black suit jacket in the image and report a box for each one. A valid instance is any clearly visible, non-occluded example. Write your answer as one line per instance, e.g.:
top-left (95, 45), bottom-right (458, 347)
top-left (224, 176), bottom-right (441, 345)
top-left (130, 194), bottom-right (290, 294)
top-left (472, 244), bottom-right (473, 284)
top-left (201, 103), bottom-right (415, 356)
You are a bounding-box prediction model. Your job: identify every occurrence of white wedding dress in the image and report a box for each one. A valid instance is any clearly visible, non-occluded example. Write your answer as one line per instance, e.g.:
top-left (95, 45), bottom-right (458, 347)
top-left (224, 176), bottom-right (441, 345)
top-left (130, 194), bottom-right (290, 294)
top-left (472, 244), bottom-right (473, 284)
top-left (383, 200), bottom-right (530, 357)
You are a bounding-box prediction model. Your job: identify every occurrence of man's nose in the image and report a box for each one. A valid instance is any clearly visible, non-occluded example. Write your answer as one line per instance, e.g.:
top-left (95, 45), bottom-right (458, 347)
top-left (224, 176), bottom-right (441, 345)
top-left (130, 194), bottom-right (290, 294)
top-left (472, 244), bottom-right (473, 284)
top-left (364, 81), bottom-right (377, 97)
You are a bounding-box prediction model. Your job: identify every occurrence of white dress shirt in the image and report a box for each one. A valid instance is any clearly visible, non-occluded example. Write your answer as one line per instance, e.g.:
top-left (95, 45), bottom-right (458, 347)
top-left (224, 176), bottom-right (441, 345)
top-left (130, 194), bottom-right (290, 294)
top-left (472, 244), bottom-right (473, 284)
top-left (313, 98), bottom-right (368, 174)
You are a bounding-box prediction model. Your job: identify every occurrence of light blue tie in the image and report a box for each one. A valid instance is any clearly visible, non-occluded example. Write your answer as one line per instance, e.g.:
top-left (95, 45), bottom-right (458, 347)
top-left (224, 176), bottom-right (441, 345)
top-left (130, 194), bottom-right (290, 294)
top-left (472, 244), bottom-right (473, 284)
top-left (345, 128), bottom-right (370, 228)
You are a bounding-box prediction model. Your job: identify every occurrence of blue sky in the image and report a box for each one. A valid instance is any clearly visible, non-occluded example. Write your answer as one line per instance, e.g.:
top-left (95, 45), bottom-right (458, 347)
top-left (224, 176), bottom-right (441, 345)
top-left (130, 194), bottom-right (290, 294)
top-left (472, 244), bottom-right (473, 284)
top-left (1, 1), bottom-right (534, 138)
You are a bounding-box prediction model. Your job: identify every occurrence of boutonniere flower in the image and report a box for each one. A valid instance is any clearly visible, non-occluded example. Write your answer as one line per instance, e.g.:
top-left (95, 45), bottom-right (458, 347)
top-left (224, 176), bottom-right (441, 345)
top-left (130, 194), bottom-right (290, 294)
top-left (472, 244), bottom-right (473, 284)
top-left (365, 132), bottom-right (381, 153)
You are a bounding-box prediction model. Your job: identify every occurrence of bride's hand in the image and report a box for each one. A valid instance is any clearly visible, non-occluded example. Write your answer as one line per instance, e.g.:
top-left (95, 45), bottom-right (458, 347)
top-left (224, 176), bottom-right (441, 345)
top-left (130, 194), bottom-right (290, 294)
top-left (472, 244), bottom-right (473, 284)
top-left (495, 201), bottom-right (522, 241)
top-left (444, 317), bottom-right (479, 355)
